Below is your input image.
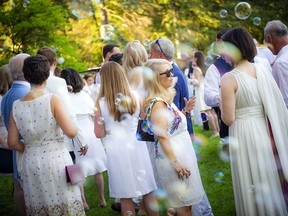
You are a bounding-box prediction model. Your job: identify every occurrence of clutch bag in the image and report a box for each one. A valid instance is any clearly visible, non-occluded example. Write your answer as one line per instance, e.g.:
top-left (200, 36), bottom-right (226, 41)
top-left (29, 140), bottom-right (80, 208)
top-left (136, 119), bottom-right (155, 142)
top-left (65, 164), bottom-right (85, 185)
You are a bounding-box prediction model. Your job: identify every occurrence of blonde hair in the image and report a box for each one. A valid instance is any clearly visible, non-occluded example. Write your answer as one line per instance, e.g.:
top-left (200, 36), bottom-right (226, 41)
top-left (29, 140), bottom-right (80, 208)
top-left (123, 40), bottom-right (148, 78)
top-left (142, 59), bottom-right (176, 111)
top-left (96, 61), bottom-right (137, 121)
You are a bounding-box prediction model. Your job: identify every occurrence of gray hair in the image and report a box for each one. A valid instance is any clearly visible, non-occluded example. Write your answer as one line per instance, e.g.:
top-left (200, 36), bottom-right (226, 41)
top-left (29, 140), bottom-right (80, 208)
top-left (150, 38), bottom-right (175, 60)
top-left (9, 53), bottom-right (30, 81)
top-left (264, 20), bottom-right (288, 40)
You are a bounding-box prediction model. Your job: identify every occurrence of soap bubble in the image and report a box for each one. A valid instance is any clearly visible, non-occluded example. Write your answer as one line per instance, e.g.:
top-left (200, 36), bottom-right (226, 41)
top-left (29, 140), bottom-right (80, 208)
top-left (100, 24), bottom-right (115, 41)
top-left (149, 189), bottom-right (168, 211)
top-left (57, 57), bottom-right (65, 64)
top-left (253, 16), bottom-right (261, 26)
top-left (214, 171), bottom-right (224, 183)
top-left (204, 55), bottom-right (214, 66)
top-left (115, 97), bottom-right (121, 106)
top-left (97, 117), bottom-right (105, 125)
top-left (22, 0), bottom-right (30, 8)
top-left (71, 0), bottom-right (94, 19)
top-left (219, 9), bottom-right (228, 18)
top-left (234, 2), bottom-right (252, 20)
top-left (136, 170), bottom-right (146, 181)
top-left (143, 39), bottom-right (150, 46)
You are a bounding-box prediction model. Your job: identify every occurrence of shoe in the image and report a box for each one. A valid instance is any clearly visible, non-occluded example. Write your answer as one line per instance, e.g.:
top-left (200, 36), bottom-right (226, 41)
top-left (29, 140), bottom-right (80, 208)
top-left (210, 133), bottom-right (219, 138)
top-left (111, 202), bottom-right (121, 212)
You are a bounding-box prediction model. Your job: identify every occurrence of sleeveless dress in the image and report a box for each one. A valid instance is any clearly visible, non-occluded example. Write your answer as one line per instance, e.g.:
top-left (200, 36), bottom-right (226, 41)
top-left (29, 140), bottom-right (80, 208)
top-left (193, 66), bottom-right (210, 126)
top-left (69, 91), bottom-right (107, 177)
top-left (99, 93), bottom-right (157, 198)
top-left (229, 64), bottom-right (288, 215)
top-left (145, 97), bottom-right (204, 208)
top-left (12, 94), bottom-right (85, 216)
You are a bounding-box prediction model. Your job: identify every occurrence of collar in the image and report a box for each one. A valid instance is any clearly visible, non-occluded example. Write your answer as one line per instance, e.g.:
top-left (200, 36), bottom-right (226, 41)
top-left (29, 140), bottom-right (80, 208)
top-left (275, 44), bottom-right (288, 61)
top-left (12, 81), bottom-right (30, 88)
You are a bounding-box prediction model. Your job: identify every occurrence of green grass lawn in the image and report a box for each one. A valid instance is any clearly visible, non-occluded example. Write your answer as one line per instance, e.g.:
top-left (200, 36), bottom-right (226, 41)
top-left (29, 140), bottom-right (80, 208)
top-left (0, 125), bottom-right (235, 215)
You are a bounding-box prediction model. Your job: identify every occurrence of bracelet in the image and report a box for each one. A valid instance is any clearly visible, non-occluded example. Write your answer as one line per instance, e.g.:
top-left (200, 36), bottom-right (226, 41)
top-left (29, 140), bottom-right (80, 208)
top-left (182, 108), bottom-right (191, 118)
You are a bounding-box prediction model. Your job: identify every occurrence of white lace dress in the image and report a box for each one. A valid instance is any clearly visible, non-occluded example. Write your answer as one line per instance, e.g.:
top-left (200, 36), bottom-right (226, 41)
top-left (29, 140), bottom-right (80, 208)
top-left (12, 94), bottom-right (85, 215)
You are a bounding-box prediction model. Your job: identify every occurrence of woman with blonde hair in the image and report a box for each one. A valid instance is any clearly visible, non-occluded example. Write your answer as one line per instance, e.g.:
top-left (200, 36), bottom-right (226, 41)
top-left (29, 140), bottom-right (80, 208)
top-left (142, 58), bottom-right (207, 216)
top-left (94, 61), bottom-right (158, 216)
top-left (123, 40), bottom-right (148, 98)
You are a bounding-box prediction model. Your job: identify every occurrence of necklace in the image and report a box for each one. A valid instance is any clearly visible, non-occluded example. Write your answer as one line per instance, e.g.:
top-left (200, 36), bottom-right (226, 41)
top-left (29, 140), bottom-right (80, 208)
top-left (29, 89), bottom-right (45, 93)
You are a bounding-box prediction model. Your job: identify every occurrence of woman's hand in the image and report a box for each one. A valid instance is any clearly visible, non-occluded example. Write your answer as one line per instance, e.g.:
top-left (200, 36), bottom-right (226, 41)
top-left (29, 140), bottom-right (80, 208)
top-left (183, 96), bottom-right (196, 112)
top-left (172, 160), bottom-right (191, 180)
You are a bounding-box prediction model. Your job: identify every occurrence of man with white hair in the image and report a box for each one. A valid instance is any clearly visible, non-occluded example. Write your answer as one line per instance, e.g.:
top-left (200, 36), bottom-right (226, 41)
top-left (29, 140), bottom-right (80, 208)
top-left (150, 38), bottom-right (213, 216)
top-left (1, 53), bottom-right (31, 216)
top-left (264, 20), bottom-right (288, 108)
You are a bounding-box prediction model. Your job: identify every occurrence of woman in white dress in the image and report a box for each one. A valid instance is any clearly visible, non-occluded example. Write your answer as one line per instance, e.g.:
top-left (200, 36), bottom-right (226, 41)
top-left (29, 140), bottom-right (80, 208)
top-left (123, 40), bottom-right (148, 98)
top-left (61, 68), bottom-right (107, 209)
top-left (7, 55), bottom-right (85, 215)
top-left (142, 58), bottom-right (206, 216)
top-left (191, 51), bottom-right (219, 137)
top-left (83, 74), bottom-right (99, 102)
top-left (94, 62), bottom-right (158, 216)
top-left (221, 27), bottom-right (288, 215)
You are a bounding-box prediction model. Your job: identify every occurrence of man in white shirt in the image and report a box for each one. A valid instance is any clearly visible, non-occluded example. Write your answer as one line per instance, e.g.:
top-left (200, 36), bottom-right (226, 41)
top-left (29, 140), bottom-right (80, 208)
top-left (37, 47), bottom-right (88, 155)
top-left (264, 20), bottom-right (288, 108)
top-left (204, 29), bottom-right (233, 139)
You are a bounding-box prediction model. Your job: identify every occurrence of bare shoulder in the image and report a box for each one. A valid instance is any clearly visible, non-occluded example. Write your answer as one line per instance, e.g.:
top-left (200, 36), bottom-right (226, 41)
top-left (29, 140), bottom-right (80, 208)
top-left (221, 72), bottom-right (237, 90)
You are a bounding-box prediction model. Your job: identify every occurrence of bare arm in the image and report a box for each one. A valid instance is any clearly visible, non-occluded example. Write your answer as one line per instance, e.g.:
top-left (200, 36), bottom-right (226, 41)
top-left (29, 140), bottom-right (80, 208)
top-left (192, 68), bottom-right (201, 87)
top-left (7, 113), bottom-right (24, 152)
top-left (51, 94), bottom-right (77, 138)
top-left (220, 73), bottom-right (237, 126)
top-left (150, 101), bottom-right (190, 179)
top-left (94, 102), bottom-right (106, 138)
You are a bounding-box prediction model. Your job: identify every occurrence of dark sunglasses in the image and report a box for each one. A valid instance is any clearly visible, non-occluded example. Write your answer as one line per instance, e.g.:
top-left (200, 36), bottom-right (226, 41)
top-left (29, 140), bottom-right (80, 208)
top-left (155, 38), bottom-right (165, 55)
top-left (159, 68), bottom-right (174, 77)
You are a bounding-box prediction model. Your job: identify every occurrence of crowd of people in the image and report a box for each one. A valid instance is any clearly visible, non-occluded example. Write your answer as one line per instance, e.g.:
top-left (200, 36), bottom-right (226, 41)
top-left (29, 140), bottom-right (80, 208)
top-left (0, 19), bottom-right (288, 216)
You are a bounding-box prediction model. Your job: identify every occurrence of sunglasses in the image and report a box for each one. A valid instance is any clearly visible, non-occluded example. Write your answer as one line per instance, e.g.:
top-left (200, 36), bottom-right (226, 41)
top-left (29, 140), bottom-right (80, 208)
top-left (159, 68), bottom-right (174, 77)
top-left (155, 38), bottom-right (165, 55)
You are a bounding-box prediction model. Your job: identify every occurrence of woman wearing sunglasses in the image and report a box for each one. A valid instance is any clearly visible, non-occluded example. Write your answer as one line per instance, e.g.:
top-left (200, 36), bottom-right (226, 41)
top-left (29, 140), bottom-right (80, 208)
top-left (142, 58), bottom-right (205, 216)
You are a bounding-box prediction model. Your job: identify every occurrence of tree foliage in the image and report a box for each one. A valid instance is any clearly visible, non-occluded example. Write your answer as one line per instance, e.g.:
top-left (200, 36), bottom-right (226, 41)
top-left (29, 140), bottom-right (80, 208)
top-left (0, 0), bottom-right (287, 68)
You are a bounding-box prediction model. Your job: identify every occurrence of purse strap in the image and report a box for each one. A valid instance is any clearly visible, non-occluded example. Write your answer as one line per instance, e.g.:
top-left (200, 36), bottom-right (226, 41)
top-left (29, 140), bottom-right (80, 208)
top-left (146, 97), bottom-right (170, 121)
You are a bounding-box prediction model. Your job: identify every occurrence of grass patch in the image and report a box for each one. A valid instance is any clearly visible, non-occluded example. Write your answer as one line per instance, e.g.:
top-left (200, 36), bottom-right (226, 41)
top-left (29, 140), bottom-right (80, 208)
top-left (0, 124), bottom-right (235, 215)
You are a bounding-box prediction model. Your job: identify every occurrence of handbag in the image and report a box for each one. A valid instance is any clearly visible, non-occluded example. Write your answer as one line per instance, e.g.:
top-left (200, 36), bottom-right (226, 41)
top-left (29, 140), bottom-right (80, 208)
top-left (136, 119), bottom-right (155, 142)
top-left (65, 164), bottom-right (86, 185)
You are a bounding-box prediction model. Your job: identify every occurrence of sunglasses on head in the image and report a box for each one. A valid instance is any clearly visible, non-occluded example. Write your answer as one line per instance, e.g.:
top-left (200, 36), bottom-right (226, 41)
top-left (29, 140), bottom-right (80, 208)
top-left (155, 38), bottom-right (165, 55)
top-left (159, 68), bottom-right (174, 77)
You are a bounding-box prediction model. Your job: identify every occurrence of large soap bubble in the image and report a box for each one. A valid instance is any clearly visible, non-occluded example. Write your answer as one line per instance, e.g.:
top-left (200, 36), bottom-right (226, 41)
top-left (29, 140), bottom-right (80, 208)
top-left (71, 0), bottom-right (94, 19)
top-left (234, 2), bottom-right (252, 20)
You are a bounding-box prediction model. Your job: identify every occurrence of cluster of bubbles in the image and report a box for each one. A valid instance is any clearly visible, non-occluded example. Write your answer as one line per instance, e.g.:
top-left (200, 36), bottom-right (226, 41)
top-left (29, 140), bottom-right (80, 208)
top-left (219, 2), bottom-right (261, 26)
top-left (100, 24), bottom-right (115, 41)
top-left (114, 92), bottom-right (133, 121)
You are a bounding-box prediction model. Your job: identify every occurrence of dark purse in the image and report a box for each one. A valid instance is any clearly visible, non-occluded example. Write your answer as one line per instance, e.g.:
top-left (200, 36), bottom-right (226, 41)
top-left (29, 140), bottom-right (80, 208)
top-left (136, 119), bottom-right (155, 142)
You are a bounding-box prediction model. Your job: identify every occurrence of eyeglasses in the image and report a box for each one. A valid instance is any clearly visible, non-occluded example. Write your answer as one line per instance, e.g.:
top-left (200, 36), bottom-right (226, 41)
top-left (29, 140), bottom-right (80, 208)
top-left (155, 38), bottom-right (165, 55)
top-left (159, 68), bottom-right (174, 77)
